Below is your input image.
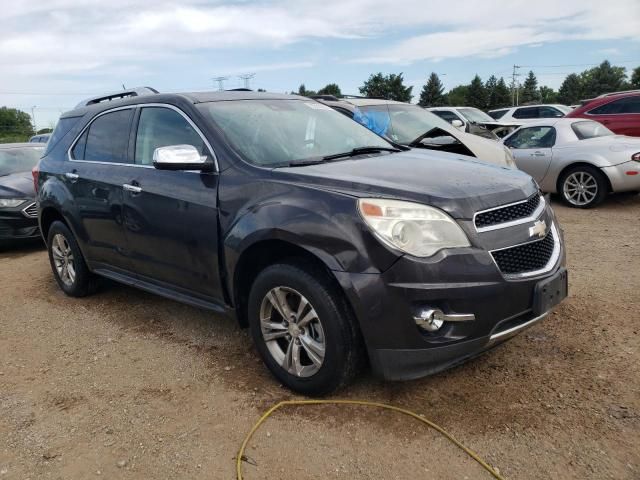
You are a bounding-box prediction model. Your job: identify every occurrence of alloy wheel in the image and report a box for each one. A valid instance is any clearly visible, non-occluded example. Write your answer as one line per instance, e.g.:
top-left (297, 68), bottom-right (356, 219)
top-left (563, 171), bottom-right (598, 206)
top-left (259, 286), bottom-right (326, 378)
top-left (51, 233), bottom-right (76, 286)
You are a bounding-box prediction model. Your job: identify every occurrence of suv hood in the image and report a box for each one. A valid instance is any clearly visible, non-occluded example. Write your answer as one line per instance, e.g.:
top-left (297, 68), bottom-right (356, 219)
top-left (0, 171), bottom-right (34, 198)
top-left (274, 150), bottom-right (537, 219)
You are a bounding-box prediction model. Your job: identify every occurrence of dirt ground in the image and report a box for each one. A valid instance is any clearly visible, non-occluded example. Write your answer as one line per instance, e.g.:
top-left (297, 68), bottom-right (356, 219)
top-left (1, 195), bottom-right (639, 480)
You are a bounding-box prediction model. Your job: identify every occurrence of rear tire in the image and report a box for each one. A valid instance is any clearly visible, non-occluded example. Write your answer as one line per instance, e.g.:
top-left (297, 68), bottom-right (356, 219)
top-left (47, 221), bottom-right (97, 297)
top-left (558, 165), bottom-right (608, 208)
top-left (248, 262), bottom-right (362, 395)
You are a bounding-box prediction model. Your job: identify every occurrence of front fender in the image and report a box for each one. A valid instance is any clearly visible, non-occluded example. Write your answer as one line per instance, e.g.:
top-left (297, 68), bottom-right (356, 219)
top-left (221, 181), bottom-right (401, 300)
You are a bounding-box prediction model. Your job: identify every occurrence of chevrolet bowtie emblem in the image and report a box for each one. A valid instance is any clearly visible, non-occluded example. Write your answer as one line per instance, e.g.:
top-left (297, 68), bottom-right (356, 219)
top-left (529, 220), bottom-right (547, 239)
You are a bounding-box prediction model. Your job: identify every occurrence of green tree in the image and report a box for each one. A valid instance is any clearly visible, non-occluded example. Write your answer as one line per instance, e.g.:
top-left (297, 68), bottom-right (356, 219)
top-left (520, 71), bottom-right (539, 104)
top-left (557, 73), bottom-right (583, 105)
top-left (446, 85), bottom-right (469, 106)
top-left (629, 66), bottom-right (640, 88)
top-left (317, 83), bottom-right (342, 97)
top-left (296, 84), bottom-right (316, 97)
top-left (484, 75), bottom-right (498, 109)
top-left (0, 107), bottom-right (34, 143)
top-left (580, 60), bottom-right (627, 98)
top-left (492, 77), bottom-right (512, 108)
top-left (465, 75), bottom-right (487, 108)
top-left (257, 88), bottom-right (266, 92)
top-left (418, 72), bottom-right (445, 107)
top-left (539, 86), bottom-right (558, 103)
top-left (359, 72), bottom-right (413, 102)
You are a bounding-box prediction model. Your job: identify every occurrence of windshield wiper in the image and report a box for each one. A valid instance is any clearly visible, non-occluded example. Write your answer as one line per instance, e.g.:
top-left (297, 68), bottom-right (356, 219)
top-left (284, 146), bottom-right (400, 167)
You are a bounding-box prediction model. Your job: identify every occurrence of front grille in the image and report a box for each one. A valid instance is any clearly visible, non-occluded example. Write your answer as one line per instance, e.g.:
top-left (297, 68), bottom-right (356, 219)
top-left (22, 202), bottom-right (38, 218)
top-left (475, 195), bottom-right (541, 229)
top-left (491, 229), bottom-right (555, 275)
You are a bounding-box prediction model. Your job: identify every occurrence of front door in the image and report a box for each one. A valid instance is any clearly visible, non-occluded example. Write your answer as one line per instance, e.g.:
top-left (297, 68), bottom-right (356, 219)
top-left (66, 108), bottom-right (135, 272)
top-left (122, 105), bottom-right (223, 301)
top-left (504, 126), bottom-right (556, 182)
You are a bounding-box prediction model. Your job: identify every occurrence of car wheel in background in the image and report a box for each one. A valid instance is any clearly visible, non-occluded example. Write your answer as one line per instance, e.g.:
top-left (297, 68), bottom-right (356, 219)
top-left (559, 165), bottom-right (608, 208)
top-left (248, 262), bottom-right (362, 395)
top-left (47, 221), bottom-right (97, 297)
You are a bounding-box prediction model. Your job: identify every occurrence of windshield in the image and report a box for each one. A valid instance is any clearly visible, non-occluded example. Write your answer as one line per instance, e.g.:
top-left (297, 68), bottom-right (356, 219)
top-left (199, 99), bottom-right (392, 167)
top-left (571, 121), bottom-right (614, 140)
top-left (458, 108), bottom-right (495, 123)
top-left (0, 147), bottom-right (43, 176)
top-left (356, 104), bottom-right (455, 145)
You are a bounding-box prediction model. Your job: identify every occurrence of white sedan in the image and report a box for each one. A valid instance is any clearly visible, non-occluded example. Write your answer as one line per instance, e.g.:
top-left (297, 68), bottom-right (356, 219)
top-left (501, 118), bottom-right (640, 208)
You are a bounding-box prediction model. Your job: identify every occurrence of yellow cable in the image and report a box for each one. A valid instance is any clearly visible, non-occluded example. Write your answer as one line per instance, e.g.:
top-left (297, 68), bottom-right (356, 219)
top-left (237, 399), bottom-right (506, 480)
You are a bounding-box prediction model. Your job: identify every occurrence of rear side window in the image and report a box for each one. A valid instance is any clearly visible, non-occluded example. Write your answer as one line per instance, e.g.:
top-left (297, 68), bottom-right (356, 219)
top-left (512, 107), bottom-right (539, 119)
top-left (77, 109), bottom-right (134, 163)
top-left (589, 96), bottom-right (640, 115)
top-left (488, 109), bottom-right (508, 119)
top-left (538, 106), bottom-right (564, 118)
top-left (134, 107), bottom-right (206, 166)
top-left (44, 116), bottom-right (82, 155)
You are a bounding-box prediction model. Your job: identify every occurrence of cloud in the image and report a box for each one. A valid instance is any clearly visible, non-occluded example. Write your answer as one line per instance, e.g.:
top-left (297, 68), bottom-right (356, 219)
top-left (2, 0), bottom-right (638, 77)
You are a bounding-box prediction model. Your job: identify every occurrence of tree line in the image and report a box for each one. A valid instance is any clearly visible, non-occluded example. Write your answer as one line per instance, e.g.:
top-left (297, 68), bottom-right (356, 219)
top-left (295, 60), bottom-right (640, 110)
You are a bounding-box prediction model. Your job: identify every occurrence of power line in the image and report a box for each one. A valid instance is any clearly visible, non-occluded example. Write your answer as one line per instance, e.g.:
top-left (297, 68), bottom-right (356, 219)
top-left (212, 76), bottom-right (229, 91)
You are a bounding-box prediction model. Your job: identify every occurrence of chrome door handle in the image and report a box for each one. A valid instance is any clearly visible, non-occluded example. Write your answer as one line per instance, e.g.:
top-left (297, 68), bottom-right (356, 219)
top-left (530, 151), bottom-right (546, 157)
top-left (123, 183), bottom-right (142, 194)
top-left (65, 172), bottom-right (79, 181)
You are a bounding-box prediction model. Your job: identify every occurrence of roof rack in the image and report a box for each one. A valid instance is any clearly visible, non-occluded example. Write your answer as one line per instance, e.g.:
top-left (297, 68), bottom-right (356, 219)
top-left (75, 87), bottom-right (159, 108)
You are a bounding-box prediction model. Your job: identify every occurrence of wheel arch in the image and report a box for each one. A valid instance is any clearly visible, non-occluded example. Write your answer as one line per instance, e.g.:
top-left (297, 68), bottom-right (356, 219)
top-left (231, 239), bottom-right (352, 329)
top-left (39, 207), bottom-right (70, 243)
top-left (556, 161), bottom-right (612, 194)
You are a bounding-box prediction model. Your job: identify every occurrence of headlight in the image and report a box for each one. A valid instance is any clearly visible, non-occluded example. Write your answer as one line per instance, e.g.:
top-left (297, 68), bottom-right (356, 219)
top-left (358, 198), bottom-right (470, 257)
top-left (503, 146), bottom-right (517, 168)
top-left (0, 198), bottom-right (27, 208)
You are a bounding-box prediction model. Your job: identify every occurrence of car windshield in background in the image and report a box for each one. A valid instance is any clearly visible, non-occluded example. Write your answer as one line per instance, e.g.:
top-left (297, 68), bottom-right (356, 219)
top-left (200, 100), bottom-right (391, 167)
top-left (488, 109), bottom-right (508, 120)
top-left (571, 121), bottom-right (614, 140)
top-left (357, 104), bottom-right (454, 144)
top-left (0, 147), bottom-right (44, 176)
top-left (458, 108), bottom-right (495, 124)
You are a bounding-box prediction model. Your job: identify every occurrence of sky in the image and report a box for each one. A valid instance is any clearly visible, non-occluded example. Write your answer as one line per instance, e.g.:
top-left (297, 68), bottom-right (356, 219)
top-left (1, 0), bottom-right (639, 129)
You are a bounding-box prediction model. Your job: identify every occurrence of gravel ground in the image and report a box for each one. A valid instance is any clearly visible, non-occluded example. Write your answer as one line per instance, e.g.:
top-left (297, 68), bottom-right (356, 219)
top-left (1, 196), bottom-right (639, 479)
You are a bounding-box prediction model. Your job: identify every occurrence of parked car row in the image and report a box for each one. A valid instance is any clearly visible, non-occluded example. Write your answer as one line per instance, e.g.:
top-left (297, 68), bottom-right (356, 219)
top-left (32, 87), bottom-right (569, 394)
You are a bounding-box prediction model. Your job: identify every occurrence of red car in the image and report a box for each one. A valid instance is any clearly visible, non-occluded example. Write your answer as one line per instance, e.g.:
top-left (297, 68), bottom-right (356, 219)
top-left (566, 90), bottom-right (640, 137)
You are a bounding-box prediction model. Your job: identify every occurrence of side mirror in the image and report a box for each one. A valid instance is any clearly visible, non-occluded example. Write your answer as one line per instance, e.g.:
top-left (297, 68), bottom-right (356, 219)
top-left (451, 119), bottom-right (465, 130)
top-left (153, 145), bottom-right (213, 172)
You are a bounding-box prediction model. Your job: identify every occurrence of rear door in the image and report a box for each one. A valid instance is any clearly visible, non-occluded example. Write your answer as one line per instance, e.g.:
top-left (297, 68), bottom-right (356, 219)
top-left (504, 126), bottom-right (555, 182)
top-left (67, 108), bottom-right (134, 272)
top-left (122, 105), bottom-right (223, 301)
top-left (587, 96), bottom-right (640, 136)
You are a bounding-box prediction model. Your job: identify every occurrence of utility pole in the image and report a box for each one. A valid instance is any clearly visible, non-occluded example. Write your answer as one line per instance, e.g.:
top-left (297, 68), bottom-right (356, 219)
top-left (30, 106), bottom-right (37, 133)
top-left (238, 73), bottom-right (256, 89)
top-left (212, 76), bottom-right (229, 91)
top-left (511, 64), bottom-right (521, 107)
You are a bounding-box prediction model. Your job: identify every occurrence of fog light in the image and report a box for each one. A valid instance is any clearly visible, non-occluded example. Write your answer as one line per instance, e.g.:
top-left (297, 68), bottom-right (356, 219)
top-left (413, 308), bottom-right (476, 332)
top-left (414, 309), bottom-right (445, 332)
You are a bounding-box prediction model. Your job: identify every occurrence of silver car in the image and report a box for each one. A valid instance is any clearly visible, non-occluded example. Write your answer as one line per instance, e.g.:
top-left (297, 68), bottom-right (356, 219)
top-left (502, 118), bottom-right (640, 208)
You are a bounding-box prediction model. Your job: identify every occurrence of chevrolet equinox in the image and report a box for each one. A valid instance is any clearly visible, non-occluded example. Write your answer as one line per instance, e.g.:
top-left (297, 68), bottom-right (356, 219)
top-left (35, 88), bottom-right (568, 394)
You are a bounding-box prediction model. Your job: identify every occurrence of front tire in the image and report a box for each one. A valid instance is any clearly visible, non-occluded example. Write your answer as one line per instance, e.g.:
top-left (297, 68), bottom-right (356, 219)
top-left (248, 263), bottom-right (362, 395)
top-left (559, 165), bottom-right (608, 208)
top-left (47, 221), bottom-right (97, 297)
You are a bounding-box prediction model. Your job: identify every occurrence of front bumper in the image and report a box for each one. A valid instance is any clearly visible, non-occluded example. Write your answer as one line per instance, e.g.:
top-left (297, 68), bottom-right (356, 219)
top-left (0, 204), bottom-right (39, 240)
top-left (334, 212), bottom-right (567, 381)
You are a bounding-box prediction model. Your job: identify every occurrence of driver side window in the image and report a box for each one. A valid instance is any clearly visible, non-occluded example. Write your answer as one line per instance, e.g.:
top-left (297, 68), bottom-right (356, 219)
top-left (505, 127), bottom-right (556, 149)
